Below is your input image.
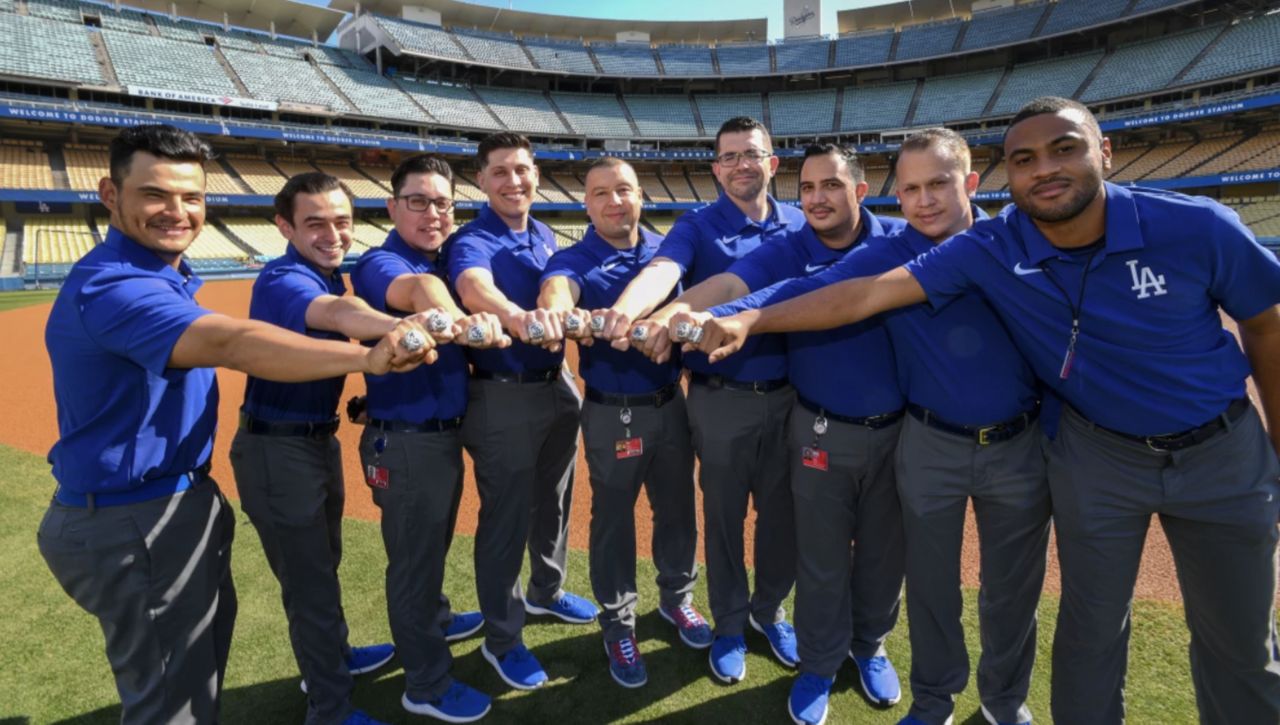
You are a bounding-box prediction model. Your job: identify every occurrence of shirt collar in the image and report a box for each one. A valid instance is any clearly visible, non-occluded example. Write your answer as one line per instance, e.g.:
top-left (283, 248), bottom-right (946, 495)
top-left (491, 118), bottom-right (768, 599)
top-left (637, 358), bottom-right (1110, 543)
top-left (284, 242), bottom-right (346, 293)
top-left (1019, 181), bottom-right (1144, 265)
top-left (901, 203), bottom-right (991, 254)
top-left (104, 225), bottom-right (201, 290)
top-left (383, 229), bottom-right (436, 270)
top-left (710, 193), bottom-right (784, 235)
top-left (581, 226), bottom-right (651, 265)
top-left (476, 204), bottom-right (544, 249)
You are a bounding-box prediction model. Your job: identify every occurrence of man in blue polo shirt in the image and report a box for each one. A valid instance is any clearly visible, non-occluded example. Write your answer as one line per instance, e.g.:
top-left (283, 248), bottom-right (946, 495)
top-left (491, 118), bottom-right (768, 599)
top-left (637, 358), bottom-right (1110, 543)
top-left (353, 154), bottom-right (507, 723)
top-left (666, 144), bottom-right (909, 720)
top-left (39, 125), bottom-right (427, 724)
top-left (692, 97), bottom-right (1280, 724)
top-left (448, 132), bottom-right (597, 690)
top-left (600, 117), bottom-right (805, 684)
top-left (698, 130), bottom-right (1049, 725)
top-left (537, 157), bottom-right (709, 688)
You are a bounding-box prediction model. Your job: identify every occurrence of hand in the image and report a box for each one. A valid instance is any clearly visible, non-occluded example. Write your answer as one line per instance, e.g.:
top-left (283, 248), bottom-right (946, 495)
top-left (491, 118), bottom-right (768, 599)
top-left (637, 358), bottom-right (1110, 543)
top-left (668, 310), bottom-right (713, 346)
top-left (693, 313), bottom-right (752, 364)
top-left (627, 319), bottom-right (672, 363)
top-left (592, 308), bottom-right (633, 350)
top-left (406, 308), bottom-right (456, 343)
top-left (366, 319), bottom-right (435, 374)
top-left (560, 308), bottom-right (595, 344)
top-left (453, 312), bottom-right (511, 349)
top-left (506, 308), bottom-right (566, 352)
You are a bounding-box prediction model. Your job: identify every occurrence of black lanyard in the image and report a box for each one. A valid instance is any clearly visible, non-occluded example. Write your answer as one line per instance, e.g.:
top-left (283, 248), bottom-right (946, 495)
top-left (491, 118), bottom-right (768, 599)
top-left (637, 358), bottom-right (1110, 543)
top-left (1039, 246), bottom-right (1102, 380)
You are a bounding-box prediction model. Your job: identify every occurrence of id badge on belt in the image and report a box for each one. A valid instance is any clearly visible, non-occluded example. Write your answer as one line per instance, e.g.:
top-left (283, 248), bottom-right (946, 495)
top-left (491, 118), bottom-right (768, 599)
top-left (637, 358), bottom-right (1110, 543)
top-left (616, 407), bottom-right (643, 460)
top-left (365, 434), bottom-right (390, 489)
top-left (802, 415), bottom-right (829, 471)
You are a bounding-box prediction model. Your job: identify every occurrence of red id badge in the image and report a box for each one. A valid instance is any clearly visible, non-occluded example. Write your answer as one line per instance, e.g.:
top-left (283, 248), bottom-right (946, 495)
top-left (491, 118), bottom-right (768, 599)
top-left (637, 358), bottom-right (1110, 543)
top-left (365, 464), bottom-right (389, 489)
top-left (615, 437), bottom-right (644, 459)
top-left (801, 446), bottom-right (828, 472)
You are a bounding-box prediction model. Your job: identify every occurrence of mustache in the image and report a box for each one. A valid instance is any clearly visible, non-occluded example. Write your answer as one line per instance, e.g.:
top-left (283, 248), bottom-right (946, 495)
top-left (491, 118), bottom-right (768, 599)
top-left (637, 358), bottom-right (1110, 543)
top-left (1031, 176), bottom-right (1073, 193)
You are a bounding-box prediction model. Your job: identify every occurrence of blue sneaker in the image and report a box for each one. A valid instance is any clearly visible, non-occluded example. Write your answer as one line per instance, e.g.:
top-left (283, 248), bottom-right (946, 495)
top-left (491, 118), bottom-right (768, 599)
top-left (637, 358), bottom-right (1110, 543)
top-left (348, 643), bottom-right (397, 675)
top-left (402, 682), bottom-right (492, 723)
top-left (445, 611), bottom-right (485, 642)
top-left (604, 635), bottom-right (648, 688)
top-left (897, 717), bottom-right (952, 725)
top-left (788, 672), bottom-right (833, 725)
top-left (749, 613), bottom-right (798, 667)
top-left (709, 635), bottom-right (747, 684)
top-left (341, 709), bottom-right (390, 725)
top-left (524, 591), bottom-right (598, 624)
top-left (658, 603), bottom-right (713, 649)
top-left (851, 649), bottom-right (901, 706)
top-left (481, 643), bottom-right (548, 690)
top-left (981, 704), bottom-right (1032, 725)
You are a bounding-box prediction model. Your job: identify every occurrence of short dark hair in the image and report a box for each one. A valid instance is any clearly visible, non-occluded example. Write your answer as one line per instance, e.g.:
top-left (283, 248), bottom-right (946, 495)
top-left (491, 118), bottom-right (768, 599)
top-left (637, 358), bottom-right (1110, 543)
top-left (274, 171), bottom-right (354, 223)
top-left (715, 116), bottom-right (772, 155)
top-left (899, 128), bottom-right (971, 173)
top-left (390, 154), bottom-right (454, 197)
top-left (109, 124), bottom-right (212, 186)
top-left (802, 143), bottom-right (865, 184)
top-left (1007, 96), bottom-right (1102, 142)
top-left (476, 132), bottom-right (533, 169)
top-left (584, 156), bottom-right (634, 176)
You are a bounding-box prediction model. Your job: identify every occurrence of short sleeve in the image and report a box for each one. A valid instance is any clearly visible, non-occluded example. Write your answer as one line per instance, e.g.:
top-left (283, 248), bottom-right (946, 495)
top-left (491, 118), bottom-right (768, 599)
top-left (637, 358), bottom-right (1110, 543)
top-left (446, 232), bottom-right (494, 283)
top-left (1206, 204), bottom-right (1280, 321)
top-left (710, 241), bottom-right (900, 317)
top-left (352, 251), bottom-right (413, 313)
top-left (77, 271), bottom-right (211, 376)
top-left (541, 248), bottom-right (587, 290)
top-left (655, 216), bottom-right (699, 273)
top-left (256, 267), bottom-right (331, 333)
top-left (904, 230), bottom-right (983, 310)
top-left (727, 241), bottom-right (789, 292)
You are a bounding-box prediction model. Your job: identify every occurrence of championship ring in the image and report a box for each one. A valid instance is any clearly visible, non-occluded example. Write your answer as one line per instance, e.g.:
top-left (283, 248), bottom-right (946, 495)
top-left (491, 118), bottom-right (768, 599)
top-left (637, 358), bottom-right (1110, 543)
top-left (527, 320), bottom-right (546, 343)
top-left (426, 310), bottom-right (452, 333)
top-left (467, 324), bottom-right (487, 344)
top-left (674, 321), bottom-right (693, 341)
top-left (688, 325), bottom-right (704, 344)
top-left (590, 314), bottom-right (606, 333)
top-left (565, 313), bottom-right (583, 334)
top-left (631, 325), bottom-right (649, 342)
top-left (401, 328), bottom-right (426, 353)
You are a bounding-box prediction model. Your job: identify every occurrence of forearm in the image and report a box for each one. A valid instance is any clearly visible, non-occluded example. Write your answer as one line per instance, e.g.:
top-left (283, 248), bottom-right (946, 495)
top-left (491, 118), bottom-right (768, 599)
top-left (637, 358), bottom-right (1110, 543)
top-left (387, 274), bottom-right (465, 318)
top-left (752, 269), bottom-right (925, 334)
top-left (1240, 310), bottom-right (1280, 451)
top-left (652, 273), bottom-right (746, 323)
top-left (612, 261), bottom-right (682, 320)
top-left (538, 278), bottom-right (579, 312)
top-left (331, 305), bottom-right (400, 341)
top-left (458, 276), bottom-right (523, 326)
top-left (176, 316), bottom-right (372, 380)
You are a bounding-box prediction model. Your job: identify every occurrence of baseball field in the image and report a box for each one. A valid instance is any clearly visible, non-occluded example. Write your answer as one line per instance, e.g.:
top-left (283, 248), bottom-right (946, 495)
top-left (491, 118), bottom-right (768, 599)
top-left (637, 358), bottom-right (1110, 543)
top-left (0, 281), bottom-right (1211, 723)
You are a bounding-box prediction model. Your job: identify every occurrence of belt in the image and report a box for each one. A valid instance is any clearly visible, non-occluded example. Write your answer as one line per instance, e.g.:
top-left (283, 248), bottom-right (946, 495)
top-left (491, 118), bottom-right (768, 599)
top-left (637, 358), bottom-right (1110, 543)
top-left (585, 383), bottom-right (678, 408)
top-left (473, 367), bottom-right (560, 384)
top-left (1093, 397), bottom-right (1251, 452)
top-left (908, 403), bottom-right (1039, 446)
top-left (367, 416), bottom-right (463, 433)
top-left (239, 411), bottom-right (339, 438)
top-left (689, 371), bottom-right (788, 394)
top-left (798, 396), bottom-right (904, 430)
top-left (54, 462), bottom-right (212, 510)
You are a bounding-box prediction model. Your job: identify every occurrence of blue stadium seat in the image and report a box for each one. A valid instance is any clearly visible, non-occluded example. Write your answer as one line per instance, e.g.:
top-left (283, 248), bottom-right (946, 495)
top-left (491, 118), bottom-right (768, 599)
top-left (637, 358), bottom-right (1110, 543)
top-left (592, 42), bottom-right (660, 76)
top-left (1039, 0), bottom-right (1129, 38)
top-left (374, 15), bottom-right (470, 62)
top-left (453, 27), bottom-right (533, 70)
top-left (657, 44), bottom-right (715, 76)
top-left (0, 14), bottom-right (103, 85)
top-left (832, 30), bottom-right (893, 68)
top-left (397, 78), bottom-right (503, 131)
top-left (773, 38), bottom-right (829, 72)
top-left (320, 65), bottom-right (429, 124)
top-left (104, 30), bottom-right (240, 96)
top-left (894, 19), bottom-right (962, 61)
top-left (551, 92), bottom-right (635, 137)
top-left (1181, 14), bottom-right (1280, 86)
top-left (475, 87), bottom-right (570, 135)
top-left (1082, 25), bottom-right (1221, 101)
top-left (912, 70), bottom-right (1003, 125)
top-left (961, 2), bottom-right (1048, 51)
top-left (222, 48), bottom-right (353, 113)
top-left (841, 82), bottom-right (915, 131)
top-left (695, 94), bottom-right (764, 136)
top-left (991, 51), bottom-right (1103, 115)
top-left (523, 36), bottom-right (598, 74)
top-left (624, 95), bottom-right (699, 137)
top-left (716, 43), bottom-right (772, 76)
top-left (769, 90), bottom-right (837, 136)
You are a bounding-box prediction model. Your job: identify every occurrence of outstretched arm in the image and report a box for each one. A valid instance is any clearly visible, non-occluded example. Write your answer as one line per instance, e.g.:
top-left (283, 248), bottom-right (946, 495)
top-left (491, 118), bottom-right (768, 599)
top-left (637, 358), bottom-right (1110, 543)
top-left (1239, 304), bottom-right (1280, 453)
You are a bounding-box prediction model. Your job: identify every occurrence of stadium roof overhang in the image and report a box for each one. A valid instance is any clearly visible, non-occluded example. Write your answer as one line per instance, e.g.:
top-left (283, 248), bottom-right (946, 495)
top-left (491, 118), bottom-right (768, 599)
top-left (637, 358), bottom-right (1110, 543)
top-left (837, 0), bottom-right (969, 33)
top-left (138, 0), bottom-right (346, 39)
top-left (327, 0), bottom-right (768, 43)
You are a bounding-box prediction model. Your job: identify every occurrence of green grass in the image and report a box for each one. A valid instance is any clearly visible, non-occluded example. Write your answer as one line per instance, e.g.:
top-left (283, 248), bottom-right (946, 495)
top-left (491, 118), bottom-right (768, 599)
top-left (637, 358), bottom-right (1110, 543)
top-left (0, 289), bottom-right (58, 313)
top-left (0, 442), bottom-right (1199, 724)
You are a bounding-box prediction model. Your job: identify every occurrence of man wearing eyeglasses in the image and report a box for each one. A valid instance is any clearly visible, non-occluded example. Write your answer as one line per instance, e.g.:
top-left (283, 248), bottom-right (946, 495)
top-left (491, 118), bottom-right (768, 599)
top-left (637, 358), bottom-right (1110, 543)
top-left (599, 117), bottom-right (805, 684)
top-left (448, 132), bottom-right (596, 692)
top-left (349, 154), bottom-right (507, 723)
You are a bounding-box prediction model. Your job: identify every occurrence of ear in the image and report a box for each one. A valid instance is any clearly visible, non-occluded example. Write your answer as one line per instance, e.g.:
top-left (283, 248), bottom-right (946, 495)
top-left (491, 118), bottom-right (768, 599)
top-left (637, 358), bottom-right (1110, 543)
top-left (964, 171), bottom-right (980, 196)
top-left (768, 155), bottom-right (781, 176)
top-left (274, 214), bottom-right (294, 240)
top-left (98, 176), bottom-right (118, 217)
top-left (1099, 136), bottom-right (1113, 172)
top-left (854, 180), bottom-right (869, 204)
top-left (385, 197), bottom-right (396, 216)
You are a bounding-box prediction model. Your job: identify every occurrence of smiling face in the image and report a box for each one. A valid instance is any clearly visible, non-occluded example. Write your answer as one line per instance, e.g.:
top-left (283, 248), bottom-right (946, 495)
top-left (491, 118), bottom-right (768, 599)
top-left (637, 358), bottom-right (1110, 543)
top-left (584, 162), bottom-right (643, 247)
top-left (98, 150), bottom-right (205, 265)
top-left (276, 188), bottom-right (353, 273)
top-left (895, 147), bottom-right (979, 242)
top-left (799, 151), bottom-right (867, 242)
top-left (1005, 108), bottom-right (1112, 225)
top-left (712, 128), bottom-right (779, 205)
top-left (387, 171), bottom-right (454, 254)
top-left (477, 145), bottom-right (538, 229)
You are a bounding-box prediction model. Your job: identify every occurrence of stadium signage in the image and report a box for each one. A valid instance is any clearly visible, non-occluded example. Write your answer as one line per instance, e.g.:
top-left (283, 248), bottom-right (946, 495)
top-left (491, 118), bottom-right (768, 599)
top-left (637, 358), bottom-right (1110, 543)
top-left (126, 86), bottom-right (279, 112)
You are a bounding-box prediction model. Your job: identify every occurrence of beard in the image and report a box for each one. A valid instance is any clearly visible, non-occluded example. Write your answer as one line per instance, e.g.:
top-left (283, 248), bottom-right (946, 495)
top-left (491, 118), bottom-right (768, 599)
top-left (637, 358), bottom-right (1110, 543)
top-left (1013, 172), bottom-right (1103, 224)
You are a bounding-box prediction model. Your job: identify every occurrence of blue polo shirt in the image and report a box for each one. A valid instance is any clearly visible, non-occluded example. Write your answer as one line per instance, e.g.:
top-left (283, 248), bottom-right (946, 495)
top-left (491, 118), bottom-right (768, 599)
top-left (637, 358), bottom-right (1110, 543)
top-left (717, 209), bottom-right (1039, 426)
top-left (727, 206), bottom-right (906, 291)
top-left (542, 227), bottom-right (680, 395)
top-left (446, 205), bottom-right (562, 374)
top-left (906, 183), bottom-right (1280, 435)
top-left (45, 226), bottom-right (215, 495)
top-left (352, 231), bottom-right (468, 422)
top-left (242, 245), bottom-right (347, 422)
top-left (658, 194), bottom-right (805, 381)
top-left (710, 212), bottom-right (905, 418)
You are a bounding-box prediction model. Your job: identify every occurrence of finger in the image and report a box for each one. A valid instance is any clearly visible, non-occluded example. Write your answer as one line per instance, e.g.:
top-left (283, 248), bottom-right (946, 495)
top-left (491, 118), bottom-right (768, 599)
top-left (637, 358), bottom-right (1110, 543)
top-left (610, 336), bottom-right (632, 352)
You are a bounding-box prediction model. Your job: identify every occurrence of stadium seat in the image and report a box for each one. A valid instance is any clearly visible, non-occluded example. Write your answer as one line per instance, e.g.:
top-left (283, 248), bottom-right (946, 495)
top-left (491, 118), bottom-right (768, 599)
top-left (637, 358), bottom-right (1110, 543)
top-left (223, 156), bottom-right (288, 195)
top-left (0, 14), bottom-right (104, 86)
top-left (991, 52), bottom-right (1104, 116)
top-left (1181, 12), bottom-right (1280, 85)
top-left (657, 44), bottom-right (715, 76)
top-left (1082, 26), bottom-right (1221, 102)
top-left (624, 96), bottom-right (700, 138)
top-left (660, 170), bottom-right (698, 203)
top-left (0, 142), bottom-right (55, 190)
top-left (319, 65), bottom-right (430, 124)
top-left (912, 70), bottom-right (1004, 125)
top-left (832, 30), bottom-right (893, 68)
top-left (687, 173), bottom-right (720, 203)
top-left (523, 36), bottom-right (599, 74)
top-left (551, 92), bottom-right (635, 137)
top-left (841, 82), bottom-right (915, 131)
top-left (373, 15), bottom-right (470, 63)
top-left (22, 216), bottom-right (95, 265)
top-left (715, 43), bottom-right (772, 76)
top-left (773, 38), bottom-right (830, 73)
top-left (221, 217), bottom-right (289, 257)
top-left (397, 78), bottom-right (502, 131)
top-left (475, 87), bottom-right (570, 136)
top-left (1038, 0), bottom-right (1130, 37)
top-left (695, 94), bottom-right (764, 137)
top-left (769, 90), bottom-right (837, 136)
top-left (894, 19), bottom-right (962, 62)
top-left (452, 28), bottom-right (533, 70)
top-left (961, 2), bottom-right (1049, 51)
top-left (592, 42), bottom-right (660, 76)
top-left (222, 48), bottom-right (353, 113)
top-left (104, 30), bottom-right (241, 96)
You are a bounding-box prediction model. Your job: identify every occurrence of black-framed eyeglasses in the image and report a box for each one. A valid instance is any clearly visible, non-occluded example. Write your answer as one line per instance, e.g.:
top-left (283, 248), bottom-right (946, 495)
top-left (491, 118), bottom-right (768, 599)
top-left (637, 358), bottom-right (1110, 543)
top-left (715, 149), bottom-right (773, 167)
top-left (396, 194), bottom-right (454, 213)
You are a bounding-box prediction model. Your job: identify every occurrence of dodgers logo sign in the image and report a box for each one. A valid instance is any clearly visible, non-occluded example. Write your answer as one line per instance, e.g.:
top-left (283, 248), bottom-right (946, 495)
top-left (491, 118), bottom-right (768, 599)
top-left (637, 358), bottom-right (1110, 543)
top-left (1126, 259), bottom-right (1167, 299)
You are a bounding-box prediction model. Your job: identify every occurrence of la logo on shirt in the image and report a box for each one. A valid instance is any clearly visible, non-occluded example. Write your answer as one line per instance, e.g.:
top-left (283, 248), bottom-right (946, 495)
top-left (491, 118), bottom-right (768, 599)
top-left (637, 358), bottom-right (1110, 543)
top-left (1126, 259), bottom-right (1168, 299)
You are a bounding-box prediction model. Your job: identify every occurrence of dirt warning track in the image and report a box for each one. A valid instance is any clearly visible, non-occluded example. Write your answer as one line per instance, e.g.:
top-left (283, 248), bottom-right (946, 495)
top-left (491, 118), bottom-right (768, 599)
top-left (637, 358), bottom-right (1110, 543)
top-left (2, 278), bottom-right (1214, 603)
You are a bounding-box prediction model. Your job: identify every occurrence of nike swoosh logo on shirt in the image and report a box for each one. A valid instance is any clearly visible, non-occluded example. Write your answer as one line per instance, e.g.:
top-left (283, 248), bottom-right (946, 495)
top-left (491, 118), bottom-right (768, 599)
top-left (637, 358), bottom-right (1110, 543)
top-left (804, 263), bottom-right (830, 274)
top-left (601, 262), bottom-right (622, 272)
top-left (1013, 262), bottom-right (1043, 276)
